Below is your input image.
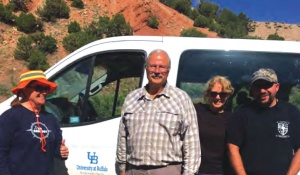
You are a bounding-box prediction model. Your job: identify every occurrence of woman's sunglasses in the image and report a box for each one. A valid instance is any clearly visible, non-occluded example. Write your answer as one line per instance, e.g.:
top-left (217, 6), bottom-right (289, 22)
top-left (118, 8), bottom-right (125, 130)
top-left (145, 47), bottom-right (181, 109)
top-left (209, 91), bottom-right (229, 98)
top-left (27, 85), bottom-right (50, 93)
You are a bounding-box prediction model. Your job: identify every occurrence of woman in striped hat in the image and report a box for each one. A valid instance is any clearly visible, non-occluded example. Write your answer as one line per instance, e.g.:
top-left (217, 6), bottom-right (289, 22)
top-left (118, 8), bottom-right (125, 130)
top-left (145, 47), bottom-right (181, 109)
top-left (0, 70), bottom-right (69, 175)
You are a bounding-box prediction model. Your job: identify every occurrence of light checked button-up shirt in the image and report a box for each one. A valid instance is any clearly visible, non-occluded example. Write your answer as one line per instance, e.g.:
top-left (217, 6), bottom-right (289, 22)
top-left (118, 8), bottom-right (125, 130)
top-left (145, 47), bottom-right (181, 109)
top-left (116, 83), bottom-right (201, 175)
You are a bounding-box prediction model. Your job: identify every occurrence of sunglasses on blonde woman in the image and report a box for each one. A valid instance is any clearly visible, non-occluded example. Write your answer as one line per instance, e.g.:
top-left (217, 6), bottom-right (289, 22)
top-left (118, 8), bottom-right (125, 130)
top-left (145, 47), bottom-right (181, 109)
top-left (209, 91), bottom-right (229, 98)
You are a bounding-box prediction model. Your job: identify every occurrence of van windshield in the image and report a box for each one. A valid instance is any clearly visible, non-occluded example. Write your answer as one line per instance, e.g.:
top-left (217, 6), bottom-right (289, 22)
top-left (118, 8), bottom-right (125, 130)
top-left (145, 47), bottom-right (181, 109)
top-left (177, 50), bottom-right (300, 110)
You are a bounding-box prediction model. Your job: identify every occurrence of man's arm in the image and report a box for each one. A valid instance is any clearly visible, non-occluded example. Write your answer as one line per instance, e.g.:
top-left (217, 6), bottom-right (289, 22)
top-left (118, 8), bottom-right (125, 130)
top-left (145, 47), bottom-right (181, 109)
top-left (286, 148), bottom-right (300, 175)
top-left (226, 106), bottom-right (247, 175)
top-left (0, 113), bottom-right (13, 175)
top-left (115, 115), bottom-right (127, 175)
top-left (182, 97), bottom-right (201, 175)
top-left (228, 143), bottom-right (247, 175)
top-left (287, 105), bottom-right (300, 175)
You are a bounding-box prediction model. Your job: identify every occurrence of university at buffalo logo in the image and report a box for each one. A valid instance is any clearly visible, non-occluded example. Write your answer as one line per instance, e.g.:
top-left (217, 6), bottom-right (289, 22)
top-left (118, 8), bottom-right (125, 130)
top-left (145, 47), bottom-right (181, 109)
top-left (276, 121), bottom-right (289, 138)
top-left (87, 152), bottom-right (98, 164)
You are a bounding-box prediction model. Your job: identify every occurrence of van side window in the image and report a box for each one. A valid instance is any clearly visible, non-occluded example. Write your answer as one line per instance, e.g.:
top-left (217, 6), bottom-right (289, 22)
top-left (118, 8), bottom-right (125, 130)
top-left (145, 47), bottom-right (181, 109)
top-left (45, 51), bottom-right (145, 126)
top-left (177, 50), bottom-right (300, 111)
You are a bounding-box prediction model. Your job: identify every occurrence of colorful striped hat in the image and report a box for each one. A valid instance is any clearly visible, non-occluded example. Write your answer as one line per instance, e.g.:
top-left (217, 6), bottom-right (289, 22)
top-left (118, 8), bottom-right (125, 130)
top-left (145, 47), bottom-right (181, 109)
top-left (12, 70), bottom-right (57, 95)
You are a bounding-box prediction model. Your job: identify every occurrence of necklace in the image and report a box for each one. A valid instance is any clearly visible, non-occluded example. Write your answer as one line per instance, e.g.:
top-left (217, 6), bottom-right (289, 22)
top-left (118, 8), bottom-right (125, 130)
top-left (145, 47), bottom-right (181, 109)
top-left (29, 101), bottom-right (47, 152)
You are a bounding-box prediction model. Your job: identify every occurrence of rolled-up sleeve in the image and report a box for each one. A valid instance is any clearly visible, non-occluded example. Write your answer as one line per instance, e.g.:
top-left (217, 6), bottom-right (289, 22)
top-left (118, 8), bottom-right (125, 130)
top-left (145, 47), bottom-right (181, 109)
top-left (115, 107), bottom-right (127, 174)
top-left (182, 97), bottom-right (201, 175)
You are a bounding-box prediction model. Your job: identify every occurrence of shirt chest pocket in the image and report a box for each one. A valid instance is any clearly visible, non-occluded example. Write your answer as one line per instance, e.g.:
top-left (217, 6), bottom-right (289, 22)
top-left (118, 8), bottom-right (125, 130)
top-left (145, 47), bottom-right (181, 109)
top-left (123, 111), bottom-right (144, 138)
top-left (156, 108), bottom-right (184, 136)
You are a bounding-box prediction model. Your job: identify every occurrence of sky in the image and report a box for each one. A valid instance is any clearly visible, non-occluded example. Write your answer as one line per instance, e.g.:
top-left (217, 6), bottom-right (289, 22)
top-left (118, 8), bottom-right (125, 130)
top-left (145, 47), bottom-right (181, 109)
top-left (192, 0), bottom-right (300, 24)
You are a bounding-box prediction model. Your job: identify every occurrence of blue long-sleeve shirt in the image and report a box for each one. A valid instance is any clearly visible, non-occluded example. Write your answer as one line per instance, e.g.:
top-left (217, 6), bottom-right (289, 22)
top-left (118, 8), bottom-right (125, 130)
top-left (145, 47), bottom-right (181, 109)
top-left (0, 105), bottom-right (62, 175)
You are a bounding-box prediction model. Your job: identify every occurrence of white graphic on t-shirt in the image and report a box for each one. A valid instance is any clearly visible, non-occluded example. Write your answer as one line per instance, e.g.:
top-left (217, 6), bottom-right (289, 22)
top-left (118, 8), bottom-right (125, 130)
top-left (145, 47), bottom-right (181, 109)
top-left (27, 122), bottom-right (51, 141)
top-left (276, 121), bottom-right (289, 138)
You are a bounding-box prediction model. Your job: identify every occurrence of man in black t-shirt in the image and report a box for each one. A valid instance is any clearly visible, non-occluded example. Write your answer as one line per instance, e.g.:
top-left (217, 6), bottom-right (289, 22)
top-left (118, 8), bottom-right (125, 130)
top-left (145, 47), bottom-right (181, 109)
top-left (227, 68), bottom-right (300, 175)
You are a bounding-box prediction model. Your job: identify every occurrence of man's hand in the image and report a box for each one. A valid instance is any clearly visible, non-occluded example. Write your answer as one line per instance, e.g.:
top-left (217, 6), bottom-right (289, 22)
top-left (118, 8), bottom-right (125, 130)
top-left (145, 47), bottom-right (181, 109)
top-left (60, 139), bottom-right (69, 159)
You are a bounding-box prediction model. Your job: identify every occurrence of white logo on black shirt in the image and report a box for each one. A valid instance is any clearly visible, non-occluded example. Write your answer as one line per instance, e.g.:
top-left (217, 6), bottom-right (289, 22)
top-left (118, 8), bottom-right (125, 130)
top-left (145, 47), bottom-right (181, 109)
top-left (27, 122), bottom-right (51, 141)
top-left (276, 121), bottom-right (289, 138)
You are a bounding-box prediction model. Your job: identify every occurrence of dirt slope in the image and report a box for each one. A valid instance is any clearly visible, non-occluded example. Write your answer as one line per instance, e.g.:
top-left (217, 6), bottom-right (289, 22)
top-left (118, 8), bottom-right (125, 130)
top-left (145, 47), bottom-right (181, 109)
top-left (249, 21), bottom-right (300, 41)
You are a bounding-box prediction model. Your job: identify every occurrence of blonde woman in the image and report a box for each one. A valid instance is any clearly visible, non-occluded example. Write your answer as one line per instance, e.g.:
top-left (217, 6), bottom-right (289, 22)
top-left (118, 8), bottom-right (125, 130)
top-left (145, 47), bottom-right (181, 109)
top-left (194, 76), bottom-right (234, 175)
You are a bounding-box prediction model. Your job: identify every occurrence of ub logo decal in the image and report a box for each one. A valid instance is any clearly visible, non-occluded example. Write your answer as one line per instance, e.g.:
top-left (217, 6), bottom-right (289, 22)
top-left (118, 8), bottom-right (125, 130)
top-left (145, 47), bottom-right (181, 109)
top-left (276, 121), bottom-right (289, 138)
top-left (87, 152), bottom-right (98, 164)
top-left (76, 152), bottom-right (108, 172)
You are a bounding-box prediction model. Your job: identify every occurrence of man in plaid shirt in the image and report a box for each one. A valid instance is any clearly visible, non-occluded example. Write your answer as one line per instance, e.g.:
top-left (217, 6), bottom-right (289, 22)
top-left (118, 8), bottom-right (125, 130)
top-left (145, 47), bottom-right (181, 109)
top-left (116, 49), bottom-right (201, 175)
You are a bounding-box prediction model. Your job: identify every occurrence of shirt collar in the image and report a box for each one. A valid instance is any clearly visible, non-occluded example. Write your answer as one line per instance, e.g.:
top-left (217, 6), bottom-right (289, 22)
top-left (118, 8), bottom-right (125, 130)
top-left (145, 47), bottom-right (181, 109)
top-left (138, 83), bottom-right (171, 100)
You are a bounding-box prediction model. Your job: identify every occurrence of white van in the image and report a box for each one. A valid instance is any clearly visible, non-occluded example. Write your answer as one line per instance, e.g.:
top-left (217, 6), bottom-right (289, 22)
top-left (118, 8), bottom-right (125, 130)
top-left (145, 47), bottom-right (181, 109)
top-left (1, 36), bottom-right (300, 175)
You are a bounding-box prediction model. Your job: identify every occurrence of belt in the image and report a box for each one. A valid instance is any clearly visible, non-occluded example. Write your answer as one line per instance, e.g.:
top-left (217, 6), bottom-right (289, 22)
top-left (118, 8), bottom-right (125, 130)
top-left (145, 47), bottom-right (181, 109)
top-left (127, 162), bottom-right (182, 170)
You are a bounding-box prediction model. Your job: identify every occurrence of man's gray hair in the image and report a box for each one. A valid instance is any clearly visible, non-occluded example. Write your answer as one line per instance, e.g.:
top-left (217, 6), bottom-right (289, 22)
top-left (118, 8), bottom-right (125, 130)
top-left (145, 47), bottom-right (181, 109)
top-left (145, 49), bottom-right (171, 68)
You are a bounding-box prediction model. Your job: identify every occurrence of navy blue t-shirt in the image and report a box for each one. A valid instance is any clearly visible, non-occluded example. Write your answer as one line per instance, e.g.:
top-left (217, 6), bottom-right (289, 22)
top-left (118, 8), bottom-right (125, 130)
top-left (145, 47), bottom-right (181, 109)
top-left (227, 101), bottom-right (300, 175)
top-left (0, 105), bottom-right (63, 175)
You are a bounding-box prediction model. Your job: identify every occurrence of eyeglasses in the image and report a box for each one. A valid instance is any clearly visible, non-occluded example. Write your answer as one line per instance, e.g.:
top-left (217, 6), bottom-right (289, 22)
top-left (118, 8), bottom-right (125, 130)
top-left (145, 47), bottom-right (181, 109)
top-left (27, 85), bottom-right (50, 93)
top-left (209, 91), bottom-right (229, 98)
top-left (252, 81), bottom-right (274, 89)
top-left (146, 64), bottom-right (169, 71)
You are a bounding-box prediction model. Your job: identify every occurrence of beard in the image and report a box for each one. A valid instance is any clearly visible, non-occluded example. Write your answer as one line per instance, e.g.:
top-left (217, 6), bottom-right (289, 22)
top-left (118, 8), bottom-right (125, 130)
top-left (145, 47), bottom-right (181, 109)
top-left (256, 92), bottom-right (275, 107)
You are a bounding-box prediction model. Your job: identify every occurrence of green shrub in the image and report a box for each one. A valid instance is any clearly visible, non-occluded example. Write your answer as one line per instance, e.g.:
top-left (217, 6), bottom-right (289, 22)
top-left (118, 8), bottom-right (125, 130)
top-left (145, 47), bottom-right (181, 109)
top-left (0, 4), bottom-right (17, 25)
top-left (6, 0), bottom-right (28, 12)
top-left (83, 21), bottom-right (105, 40)
top-left (63, 32), bottom-right (94, 52)
top-left (173, 0), bottom-right (191, 16)
top-left (180, 28), bottom-right (207, 37)
top-left (36, 18), bottom-right (44, 32)
top-left (267, 34), bottom-right (285, 40)
top-left (208, 22), bottom-right (220, 32)
top-left (27, 49), bottom-right (49, 70)
top-left (63, 14), bottom-right (133, 52)
top-left (107, 14), bottom-right (133, 37)
top-left (14, 35), bottom-right (33, 60)
top-left (242, 35), bottom-right (262, 40)
top-left (37, 0), bottom-right (70, 22)
top-left (71, 0), bottom-right (84, 9)
top-left (0, 3), bottom-right (5, 20)
top-left (217, 9), bottom-right (249, 38)
top-left (31, 33), bottom-right (57, 53)
top-left (5, 1), bottom-right (17, 11)
top-left (159, 0), bottom-right (172, 6)
top-left (68, 21), bottom-right (81, 33)
top-left (160, 0), bottom-right (251, 40)
top-left (189, 8), bottom-right (200, 20)
top-left (14, 33), bottom-right (57, 61)
top-left (217, 27), bottom-right (226, 37)
top-left (84, 14), bottom-right (132, 38)
top-left (197, 1), bottom-right (219, 18)
top-left (16, 12), bottom-right (40, 33)
top-left (147, 16), bottom-right (159, 29)
top-left (95, 16), bottom-right (111, 35)
top-left (0, 84), bottom-right (12, 97)
top-left (194, 14), bottom-right (209, 28)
